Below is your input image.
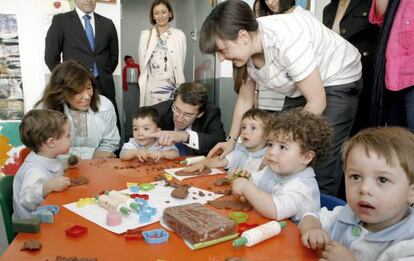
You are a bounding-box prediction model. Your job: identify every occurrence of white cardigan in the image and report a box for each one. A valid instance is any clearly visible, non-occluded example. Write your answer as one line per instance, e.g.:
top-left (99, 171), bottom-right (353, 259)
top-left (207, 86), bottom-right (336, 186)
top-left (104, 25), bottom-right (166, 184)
top-left (138, 27), bottom-right (186, 106)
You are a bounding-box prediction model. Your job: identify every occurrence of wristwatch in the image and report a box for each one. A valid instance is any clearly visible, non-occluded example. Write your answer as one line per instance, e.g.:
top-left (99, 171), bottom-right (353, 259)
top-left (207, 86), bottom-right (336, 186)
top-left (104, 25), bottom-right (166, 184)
top-left (225, 136), bottom-right (237, 142)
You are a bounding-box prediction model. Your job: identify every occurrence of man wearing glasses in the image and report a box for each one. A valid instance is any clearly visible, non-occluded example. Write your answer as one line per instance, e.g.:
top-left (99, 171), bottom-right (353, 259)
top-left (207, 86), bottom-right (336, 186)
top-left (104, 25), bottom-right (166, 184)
top-left (150, 82), bottom-right (225, 156)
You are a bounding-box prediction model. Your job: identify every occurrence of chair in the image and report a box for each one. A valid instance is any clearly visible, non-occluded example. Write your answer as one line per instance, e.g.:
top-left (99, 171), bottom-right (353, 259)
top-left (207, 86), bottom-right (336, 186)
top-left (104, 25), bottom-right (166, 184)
top-left (18, 147), bottom-right (30, 167)
top-left (320, 193), bottom-right (346, 211)
top-left (0, 175), bottom-right (16, 243)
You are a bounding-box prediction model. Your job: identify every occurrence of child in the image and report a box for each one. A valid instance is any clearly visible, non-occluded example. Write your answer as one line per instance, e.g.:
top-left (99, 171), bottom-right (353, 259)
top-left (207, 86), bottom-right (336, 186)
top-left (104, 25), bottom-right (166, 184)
top-left (232, 109), bottom-right (332, 221)
top-left (13, 109), bottom-right (71, 219)
top-left (299, 127), bottom-right (414, 261)
top-left (120, 107), bottom-right (179, 161)
top-left (183, 108), bottom-right (270, 174)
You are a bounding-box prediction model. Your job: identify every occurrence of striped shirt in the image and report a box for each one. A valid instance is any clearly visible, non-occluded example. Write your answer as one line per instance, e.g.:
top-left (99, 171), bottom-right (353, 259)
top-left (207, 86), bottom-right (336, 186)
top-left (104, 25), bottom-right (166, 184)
top-left (247, 7), bottom-right (361, 98)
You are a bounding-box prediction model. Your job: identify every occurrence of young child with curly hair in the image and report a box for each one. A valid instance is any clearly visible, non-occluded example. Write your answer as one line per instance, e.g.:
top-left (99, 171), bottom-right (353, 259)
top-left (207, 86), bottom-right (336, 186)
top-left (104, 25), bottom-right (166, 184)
top-left (232, 109), bottom-right (332, 221)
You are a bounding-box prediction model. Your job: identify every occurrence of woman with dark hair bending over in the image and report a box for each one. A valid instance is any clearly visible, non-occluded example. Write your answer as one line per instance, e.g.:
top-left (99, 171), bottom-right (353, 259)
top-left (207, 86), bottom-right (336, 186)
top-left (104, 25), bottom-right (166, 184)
top-left (36, 60), bottom-right (120, 160)
top-left (200, 0), bottom-right (362, 197)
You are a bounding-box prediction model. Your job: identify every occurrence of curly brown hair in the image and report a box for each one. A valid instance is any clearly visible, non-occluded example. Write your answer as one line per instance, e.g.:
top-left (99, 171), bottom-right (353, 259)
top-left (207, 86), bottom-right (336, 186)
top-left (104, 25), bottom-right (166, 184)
top-left (266, 109), bottom-right (333, 166)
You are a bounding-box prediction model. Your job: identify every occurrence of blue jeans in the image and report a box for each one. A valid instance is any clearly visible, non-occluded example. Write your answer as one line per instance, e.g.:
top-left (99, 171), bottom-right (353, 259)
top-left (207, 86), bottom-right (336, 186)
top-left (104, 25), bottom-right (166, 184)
top-left (386, 86), bottom-right (414, 132)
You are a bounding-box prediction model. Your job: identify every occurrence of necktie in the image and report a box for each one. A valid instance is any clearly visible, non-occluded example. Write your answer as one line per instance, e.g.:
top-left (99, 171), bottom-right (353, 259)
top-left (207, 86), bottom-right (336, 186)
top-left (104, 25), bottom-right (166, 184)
top-left (175, 143), bottom-right (188, 157)
top-left (83, 15), bottom-right (98, 77)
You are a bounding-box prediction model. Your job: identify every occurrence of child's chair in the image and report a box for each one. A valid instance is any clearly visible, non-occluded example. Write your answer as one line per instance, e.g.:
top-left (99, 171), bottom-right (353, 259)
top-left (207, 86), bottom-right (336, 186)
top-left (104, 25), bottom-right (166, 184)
top-left (18, 147), bottom-right (30, 167)
top-left (0, 175), bottom-right (16, 243)
top-left (320, 193), bottom-right (346, 211)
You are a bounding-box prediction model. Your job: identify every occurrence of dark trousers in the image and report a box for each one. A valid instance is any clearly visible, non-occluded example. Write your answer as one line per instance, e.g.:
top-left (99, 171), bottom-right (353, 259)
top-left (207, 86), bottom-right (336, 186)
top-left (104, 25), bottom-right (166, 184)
top-left (386, 85), bottom-right (414, 132)
top-left (283, 79), bottom-right (362, 197)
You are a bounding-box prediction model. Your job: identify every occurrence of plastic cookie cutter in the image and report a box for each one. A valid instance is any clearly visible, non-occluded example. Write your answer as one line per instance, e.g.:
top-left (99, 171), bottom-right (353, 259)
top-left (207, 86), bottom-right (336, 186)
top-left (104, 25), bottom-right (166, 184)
top-left (142, 229), bottom-right (169, 244)
top-left (129, 193), bottom-right (149, 200)
top-left (127, 182), bottom-right (139, 188)
top-left (164, 173), bottom-right (173, 181)
top-left (237, 222), bottom-right (259, 234)
top-left (31, 209), bottom-right (54, 224)
top-left (76, 197), bottom-right (97, 208)
top-left (125, 228), bottom-right (143, 240)
top-left (65, 225), bottom-right (88, 238)
top-left (139, 205), bottom-right (157, 224)
top-left (37, 205), bottom-right (60, 215)
top-left (229, 212), bottom-right (248, 223)
top-left (139, 183), bottom-right (155, 191)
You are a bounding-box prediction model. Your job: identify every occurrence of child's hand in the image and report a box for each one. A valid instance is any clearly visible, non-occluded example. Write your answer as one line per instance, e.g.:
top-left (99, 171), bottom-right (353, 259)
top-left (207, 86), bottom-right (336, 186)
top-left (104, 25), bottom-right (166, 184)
top-left (320, 241), bottom-right (356, 261)
top-left (136, 150), bottom-right (149, 162)
top-left (301, 228), bottom-right (331, 250)
top-left (231, 177), bottom-right (249, 195)
top-left (182, 162), bottom-right (205, 173)
top-left (229, 169), bottom-right (250, 180)
top-left (148, 151), bottom-right (161, 162)
top-left (46, 176), bottom-right (70, 192)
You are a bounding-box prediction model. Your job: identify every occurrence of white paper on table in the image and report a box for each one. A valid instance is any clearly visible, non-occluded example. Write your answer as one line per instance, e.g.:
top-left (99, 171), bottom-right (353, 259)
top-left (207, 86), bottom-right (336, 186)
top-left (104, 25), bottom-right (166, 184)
top-left (63, 180), bottom-right (222, 234)
top-left (163, 167), bottom-right (225, 181)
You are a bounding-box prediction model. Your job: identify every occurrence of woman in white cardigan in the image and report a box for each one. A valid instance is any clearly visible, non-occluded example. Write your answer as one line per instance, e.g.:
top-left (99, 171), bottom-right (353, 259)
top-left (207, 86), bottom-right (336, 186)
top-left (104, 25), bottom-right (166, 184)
top-left (138, 0), bottom-right (186, 106)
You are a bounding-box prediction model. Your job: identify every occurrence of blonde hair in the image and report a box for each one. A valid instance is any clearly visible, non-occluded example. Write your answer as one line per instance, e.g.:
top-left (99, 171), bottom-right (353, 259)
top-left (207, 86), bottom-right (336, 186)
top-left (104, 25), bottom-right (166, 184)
top-left (342, 127), bottom-right (414, 183)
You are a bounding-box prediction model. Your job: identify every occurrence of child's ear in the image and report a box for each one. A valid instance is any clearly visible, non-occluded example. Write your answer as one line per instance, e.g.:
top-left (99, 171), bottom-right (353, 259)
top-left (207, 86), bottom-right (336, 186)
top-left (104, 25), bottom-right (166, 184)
top-left (302, 150), bottom-right (315, 166)
top-left (45, 137), bottom-right (55, 148)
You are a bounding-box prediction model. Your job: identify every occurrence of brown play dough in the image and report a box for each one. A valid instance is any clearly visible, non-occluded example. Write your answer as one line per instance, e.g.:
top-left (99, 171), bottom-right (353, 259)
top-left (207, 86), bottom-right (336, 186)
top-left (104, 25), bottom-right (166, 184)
top-left (70, 176), bottom-right (89, 186)
top-left (175, 168), bottom-right (212, 176)
top-left (208, 196), bottom-right (252, 211)
top-left (171, 185), bottom-right (189, 199)
top-left (67, 155), bottom-right (79, 166)
top-left (198, 191), bottom-right (205, 197)
top-left (21, 240), bottom-right (41, 251)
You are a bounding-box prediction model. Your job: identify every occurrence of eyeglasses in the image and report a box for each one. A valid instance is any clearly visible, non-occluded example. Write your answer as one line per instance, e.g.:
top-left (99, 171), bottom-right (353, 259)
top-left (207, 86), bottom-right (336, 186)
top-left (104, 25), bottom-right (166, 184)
top-left (171, 103), bottom-right (197, 120)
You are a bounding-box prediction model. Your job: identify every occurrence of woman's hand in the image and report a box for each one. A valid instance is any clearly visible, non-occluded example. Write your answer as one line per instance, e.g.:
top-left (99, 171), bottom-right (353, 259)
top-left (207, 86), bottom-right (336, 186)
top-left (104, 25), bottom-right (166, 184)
top-left (207, 140), bottom-right (236, 160)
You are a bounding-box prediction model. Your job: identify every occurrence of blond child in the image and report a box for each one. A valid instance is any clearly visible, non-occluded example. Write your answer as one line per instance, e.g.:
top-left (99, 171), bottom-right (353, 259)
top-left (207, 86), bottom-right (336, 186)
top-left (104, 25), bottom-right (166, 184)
top-left (13, 109), bottom-right (71, 219)
top-left (299, 127), bottom-right (414, 261)
top-left (232, 109), bottom-right (332, 221)
top-left (183, 108), bottom-right (270, 174)
top-left (120, 107), bottom-right (179, 161)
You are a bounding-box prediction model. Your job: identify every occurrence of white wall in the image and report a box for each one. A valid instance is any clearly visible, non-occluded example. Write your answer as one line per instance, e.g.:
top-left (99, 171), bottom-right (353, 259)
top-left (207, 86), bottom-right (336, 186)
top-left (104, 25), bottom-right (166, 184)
top-left (0, 0), bottom-right (121, 112)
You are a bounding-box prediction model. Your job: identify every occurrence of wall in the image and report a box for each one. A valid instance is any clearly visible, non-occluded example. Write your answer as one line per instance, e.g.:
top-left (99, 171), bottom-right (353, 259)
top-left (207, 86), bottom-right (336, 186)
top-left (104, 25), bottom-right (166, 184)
top-left (0, 0), bottom-right (121, 112)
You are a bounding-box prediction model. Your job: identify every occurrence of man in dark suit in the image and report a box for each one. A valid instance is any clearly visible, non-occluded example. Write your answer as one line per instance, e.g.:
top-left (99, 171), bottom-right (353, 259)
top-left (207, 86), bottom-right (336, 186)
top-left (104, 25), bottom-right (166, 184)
top-left (151, 82), bottom-right (225, 156)
top-left (44, 0), bottom-right (119, 114)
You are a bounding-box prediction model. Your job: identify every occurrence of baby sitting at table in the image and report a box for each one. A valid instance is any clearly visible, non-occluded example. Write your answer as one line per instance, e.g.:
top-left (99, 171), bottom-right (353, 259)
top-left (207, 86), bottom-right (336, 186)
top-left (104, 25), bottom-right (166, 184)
top-left (232, 109), bottom-right (332, 221)
top-left (182, 108), bottom-right (270, 174)
top-left (120, 107), bottom-right (179, 161)
top-left (299, 127), bottom-right (414, 261)
top-left (13, 109), bottom-right (71, 219)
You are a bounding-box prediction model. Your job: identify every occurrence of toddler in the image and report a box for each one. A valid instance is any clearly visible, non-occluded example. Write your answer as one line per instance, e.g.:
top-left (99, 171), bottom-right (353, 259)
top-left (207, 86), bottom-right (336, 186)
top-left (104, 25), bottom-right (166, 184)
top-left (13, 109), bottom-right (71, 219)
top-left (232, 109), bottom-right (332, 221)
top-left (120, 107), bottom-right (179, 161)
top-left (183, 108), bottom-right (270, 174)
top-left (300, 127), bottom-right (414, 261)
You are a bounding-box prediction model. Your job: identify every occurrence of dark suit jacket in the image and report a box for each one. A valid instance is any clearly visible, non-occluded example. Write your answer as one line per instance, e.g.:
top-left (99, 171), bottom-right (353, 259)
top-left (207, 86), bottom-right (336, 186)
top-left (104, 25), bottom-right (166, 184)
top-left (323, 0), bottom-right (379, 132)
top-left (45, 10), bottom-right (119, 98)
top-left (152, 100), bottom-right (226, 156)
